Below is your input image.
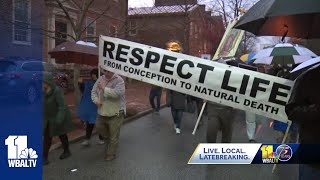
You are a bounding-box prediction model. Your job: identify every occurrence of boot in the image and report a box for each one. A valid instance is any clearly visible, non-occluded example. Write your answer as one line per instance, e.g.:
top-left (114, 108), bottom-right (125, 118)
top-left (105, 154), bottom-right (116, 161)
top-left (59, 150), bottom-right (71, 160)
top-left (59, 134), bottom-right (71, 160)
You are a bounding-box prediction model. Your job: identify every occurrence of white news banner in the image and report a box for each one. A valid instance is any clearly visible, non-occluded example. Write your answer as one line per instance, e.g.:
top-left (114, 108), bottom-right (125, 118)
top-left (188, 143), bottom-right (261, 164)
top-left (99, 36), bottom-right (294, 122)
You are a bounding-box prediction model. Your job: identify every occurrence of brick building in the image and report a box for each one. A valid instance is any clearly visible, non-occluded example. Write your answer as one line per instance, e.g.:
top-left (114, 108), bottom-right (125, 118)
top-left (127, 0), bottom-right (225, 58)
top-left (43, 0), bottom-right (128, 63)
top-left (0, 0), bottom-right (44, 59)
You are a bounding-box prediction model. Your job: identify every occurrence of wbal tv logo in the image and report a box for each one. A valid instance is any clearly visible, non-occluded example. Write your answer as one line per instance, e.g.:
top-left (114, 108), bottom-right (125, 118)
top-left (260, 144), bottom-right (292, 164)
top-left (5, 136), bottom-right (38, 168)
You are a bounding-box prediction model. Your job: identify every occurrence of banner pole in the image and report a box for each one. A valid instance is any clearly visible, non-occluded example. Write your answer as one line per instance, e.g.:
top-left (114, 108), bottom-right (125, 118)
top-left (192, 101), bottom-right (207, 135)
top-left (271, 120), bottom-right (292, 173)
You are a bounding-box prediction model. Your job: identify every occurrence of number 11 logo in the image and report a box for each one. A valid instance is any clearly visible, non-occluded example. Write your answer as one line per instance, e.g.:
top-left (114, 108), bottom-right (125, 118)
top-left (5, 135), bottom-right (38, 168)
top-left (5, 136), bottom-right (28, 159)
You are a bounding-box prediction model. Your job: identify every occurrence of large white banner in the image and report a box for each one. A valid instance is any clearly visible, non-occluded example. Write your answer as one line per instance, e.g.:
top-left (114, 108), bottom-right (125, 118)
top-left (99, 36), bottom-right (294, 122)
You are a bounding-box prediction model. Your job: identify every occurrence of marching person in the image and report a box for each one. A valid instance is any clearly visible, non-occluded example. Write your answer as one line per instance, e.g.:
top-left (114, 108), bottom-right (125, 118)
top-left (206, 101), bottom-right (234, 143)
top-left (149, 85), bottom-right (162, 115)
top-left (245, 65), bottom-right (265, 143)
top-left (43, 74), bottom-right (74, 165)
top-left (166, 40), bottom-right (186, 134)
top-left (245, 111), bottom-right (257, 143)
top-left (206, 60), bottom-right (235, 143)
top-left (285, 64), bottom-right (320, 179)
top-left (274, 65), bottom-right (297, 143)
top-left (78, 69), bottom-right (104, 146)
top-left (91, 68), bottom-right (126, 161)
top-left (167, 89), bottom-right (186, 134)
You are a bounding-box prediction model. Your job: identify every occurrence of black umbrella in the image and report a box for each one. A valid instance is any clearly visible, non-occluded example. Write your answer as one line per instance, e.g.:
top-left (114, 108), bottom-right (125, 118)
top-left (234, 0), bottom-right (320, 39)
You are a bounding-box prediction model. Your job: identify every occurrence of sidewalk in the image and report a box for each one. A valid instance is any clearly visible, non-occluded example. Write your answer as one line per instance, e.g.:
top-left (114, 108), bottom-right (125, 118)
top-left (52, 80), bottom-right (166, 144)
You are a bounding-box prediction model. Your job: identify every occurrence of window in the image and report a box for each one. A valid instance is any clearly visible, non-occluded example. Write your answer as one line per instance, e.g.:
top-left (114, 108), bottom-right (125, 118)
top-left (190, 22), bottom-right (194, 36)
top-left (86, 17), bottom-right (96, 43)
top-left (194, 24), bottom-right (198, 39)
top-left (204, 41), bottom-right (208, 53)
top-left (55, 21), bottom-right (67, 46)
top-left (129, 21), bottom-right (137, 36)
top-left (13, 0), bottom-right (31, 44)
top-left (109, 25), bottom-right (118, 37)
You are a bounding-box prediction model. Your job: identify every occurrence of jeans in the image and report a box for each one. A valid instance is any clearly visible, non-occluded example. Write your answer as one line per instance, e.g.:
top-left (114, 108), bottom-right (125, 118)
top-left (171, 108), bottom-right (183, 129)
top-left (149, 89), bottom-right (161, 112)
top-left (245, 111), bottom-right (256, 140)
top-left (299, 164), bottom-right (320, 180)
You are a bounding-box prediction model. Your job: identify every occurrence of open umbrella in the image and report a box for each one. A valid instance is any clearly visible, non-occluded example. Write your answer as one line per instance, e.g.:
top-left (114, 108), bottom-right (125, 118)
top-left (49, 41), bottom-right (98, 66)
top-left (251, 43), bottom-right (316, 65)
top-left (289, 56), bottom-right (320, 79)
top-left (240, 52), bottom-right (256, 64)
top-left (233, 0), bottom-right (320, 39)
top-left (291, 56), bottom-right (320, 73)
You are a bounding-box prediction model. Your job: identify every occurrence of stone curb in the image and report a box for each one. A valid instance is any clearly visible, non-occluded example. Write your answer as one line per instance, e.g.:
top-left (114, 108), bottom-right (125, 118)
top-left (50, 104), bottom-right (167, 152)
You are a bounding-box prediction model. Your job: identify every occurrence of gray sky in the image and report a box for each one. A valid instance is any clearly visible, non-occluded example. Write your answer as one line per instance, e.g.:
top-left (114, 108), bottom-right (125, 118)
top-left (128, 0), bottom-right (154, 8)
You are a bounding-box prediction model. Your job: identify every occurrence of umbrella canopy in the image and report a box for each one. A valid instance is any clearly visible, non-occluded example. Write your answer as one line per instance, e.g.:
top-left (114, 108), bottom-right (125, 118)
top-left (49, 41), bottom-right (98, 66)
top-left (251, 43), bottom-right (316, 65)
top-left (290, 61), bottom-right (320, 80)
top-left (290, 56), bottom-right (320, 74)
top-left (233, 0), bottom-right (320, 39)
top-left (240, 52), bottom-right (256, 64)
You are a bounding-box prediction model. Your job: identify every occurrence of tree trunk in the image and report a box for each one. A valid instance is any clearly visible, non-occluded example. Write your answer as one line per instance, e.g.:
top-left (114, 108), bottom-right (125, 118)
top-left (184, 16), bottom-right (190, 54)
top-left (73, 64), bottom-right (81, 108)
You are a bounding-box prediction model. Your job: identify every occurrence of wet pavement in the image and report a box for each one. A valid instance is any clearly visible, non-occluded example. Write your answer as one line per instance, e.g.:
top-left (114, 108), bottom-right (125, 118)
top-left (43, 108), bottom-right (298, 180)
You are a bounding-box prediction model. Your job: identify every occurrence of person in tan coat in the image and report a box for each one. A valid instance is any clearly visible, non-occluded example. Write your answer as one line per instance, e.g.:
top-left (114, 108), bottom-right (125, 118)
top-left (91, 68), bottom-right (126, 161)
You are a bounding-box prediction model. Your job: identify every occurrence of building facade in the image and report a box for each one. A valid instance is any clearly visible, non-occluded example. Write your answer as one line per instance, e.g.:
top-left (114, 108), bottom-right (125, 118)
top-left (0, 0), bottom-right (44, 59)
top-left (42, 0), bottom-right (128, 63)
top-left (127, 0), bottom-right (225, 58)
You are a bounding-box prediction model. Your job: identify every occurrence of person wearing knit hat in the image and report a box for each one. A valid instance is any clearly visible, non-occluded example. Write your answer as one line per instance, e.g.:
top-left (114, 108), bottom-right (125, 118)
top-left (42, 74), bottom-right (74, 165)
top-left (165, 40), bottom-right (186, 134)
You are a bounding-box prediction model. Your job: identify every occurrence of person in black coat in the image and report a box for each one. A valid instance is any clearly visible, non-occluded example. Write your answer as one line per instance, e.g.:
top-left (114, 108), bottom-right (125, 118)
top-left (285, 64), bottom-right (320, 179)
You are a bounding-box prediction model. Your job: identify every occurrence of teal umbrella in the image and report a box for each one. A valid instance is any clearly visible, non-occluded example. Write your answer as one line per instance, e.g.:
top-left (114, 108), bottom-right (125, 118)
top-left (234, 0), bottom-right (320, 39)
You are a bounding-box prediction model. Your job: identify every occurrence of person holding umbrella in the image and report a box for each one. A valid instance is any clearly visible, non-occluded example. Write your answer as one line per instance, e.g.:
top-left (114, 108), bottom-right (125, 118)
top-left (42, 74), bottom-right (74, 165)
top-left (78, 69), bottom-right (104, 146)
top-left (285, 64), bottom-right (320, 179)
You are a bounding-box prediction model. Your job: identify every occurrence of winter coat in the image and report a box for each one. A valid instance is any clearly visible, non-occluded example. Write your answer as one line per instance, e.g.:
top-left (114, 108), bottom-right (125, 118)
top-left (207, 101), bottom-right (233, 111)
top-left (151, 85), bottom-right (162, 91)
top-left (77, 80), bottom-right (98, 124)
top-left (166, 90), bottom-right (186, 110)
top-left (91, 74), bottom-right (126, 117)
top-left (43, 75), bottom-right (74, 137)
top-left (285, 64), bottom-right (320, 144)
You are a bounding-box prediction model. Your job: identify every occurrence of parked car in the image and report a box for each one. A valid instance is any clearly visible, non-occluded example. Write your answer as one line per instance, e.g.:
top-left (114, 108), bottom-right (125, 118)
top-left (0, 57), bottom-right (57, 104)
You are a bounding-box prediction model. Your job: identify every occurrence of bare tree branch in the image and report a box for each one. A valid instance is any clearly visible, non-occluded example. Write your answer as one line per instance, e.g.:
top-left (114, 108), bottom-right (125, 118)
top-left (69, 0), bottom-right (81, 10)
top-left (79, 4), bottom-right (111, 36)
top-left (54, 0), bottom-right (77, 35)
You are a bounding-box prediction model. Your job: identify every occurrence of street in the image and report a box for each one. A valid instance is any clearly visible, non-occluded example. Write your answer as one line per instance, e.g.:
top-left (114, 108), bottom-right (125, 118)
top-left (43, 108), bottom-right (298, 180)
